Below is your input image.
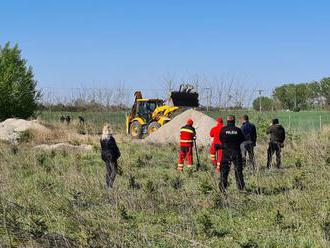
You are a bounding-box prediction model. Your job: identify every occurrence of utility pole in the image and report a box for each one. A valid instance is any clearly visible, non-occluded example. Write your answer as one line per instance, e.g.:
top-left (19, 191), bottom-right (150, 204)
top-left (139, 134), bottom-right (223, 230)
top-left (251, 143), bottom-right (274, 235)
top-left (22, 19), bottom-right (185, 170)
top-left (257, 89), bottom-right (264, 112)
top-left (294, 87), bottom-right (297, 110)
top-left (203, 87), bottom-right (212, 111)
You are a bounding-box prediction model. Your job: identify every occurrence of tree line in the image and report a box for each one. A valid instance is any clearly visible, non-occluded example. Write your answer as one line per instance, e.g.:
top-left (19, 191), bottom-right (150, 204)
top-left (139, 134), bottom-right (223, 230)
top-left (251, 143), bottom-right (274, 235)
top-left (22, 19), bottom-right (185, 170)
top-left (1, 42), bottom-right (329, 121)
top-left (253, 79), bottom-right (330, 111)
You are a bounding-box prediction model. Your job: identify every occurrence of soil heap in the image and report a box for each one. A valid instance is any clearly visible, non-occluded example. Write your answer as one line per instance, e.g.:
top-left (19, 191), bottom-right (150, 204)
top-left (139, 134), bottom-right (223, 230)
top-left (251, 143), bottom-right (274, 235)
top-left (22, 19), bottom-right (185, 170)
top-left (0, 118), bottom-right (48, 143)
top-left (144, 109), bottom-right (216, 146)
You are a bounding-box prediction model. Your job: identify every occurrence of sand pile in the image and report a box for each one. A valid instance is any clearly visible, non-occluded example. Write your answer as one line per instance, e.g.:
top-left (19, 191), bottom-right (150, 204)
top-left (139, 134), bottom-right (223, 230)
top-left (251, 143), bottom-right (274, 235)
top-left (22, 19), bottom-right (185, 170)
top-left (34, 143), bottom-right (93, 152)
top-left (145, 109), bottom-right (216, 146)
top-left (0, 118), bottom-right (48, 143)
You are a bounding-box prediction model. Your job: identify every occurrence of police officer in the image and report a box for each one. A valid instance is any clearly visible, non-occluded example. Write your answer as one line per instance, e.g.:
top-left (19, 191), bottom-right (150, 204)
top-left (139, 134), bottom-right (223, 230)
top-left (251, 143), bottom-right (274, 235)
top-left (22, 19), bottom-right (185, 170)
top-left (240, 114), bottom-right (257, 169)
top-left (266, 119), bottom-right (285, 169)
top-left (218, 115), bottom-right (245, 192)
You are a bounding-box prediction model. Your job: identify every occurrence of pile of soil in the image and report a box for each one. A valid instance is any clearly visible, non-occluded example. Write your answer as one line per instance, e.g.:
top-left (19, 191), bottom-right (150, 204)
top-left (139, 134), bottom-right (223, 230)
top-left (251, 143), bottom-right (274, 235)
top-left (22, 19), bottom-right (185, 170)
top-left (0, 118), bottom-right (48, 143)
top-left (33, 143), bottom-right (93, 152)
top-left (144, 109), bottom-right (216, 146)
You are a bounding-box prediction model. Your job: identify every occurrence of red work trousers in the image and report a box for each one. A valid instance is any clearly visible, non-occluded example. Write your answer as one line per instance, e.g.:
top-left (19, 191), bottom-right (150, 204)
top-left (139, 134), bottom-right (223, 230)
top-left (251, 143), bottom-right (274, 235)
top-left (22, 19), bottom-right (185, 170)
top-left (177, 146), bottom-right (193, 171)
top-left (209, 144), bottom-right (222, 166)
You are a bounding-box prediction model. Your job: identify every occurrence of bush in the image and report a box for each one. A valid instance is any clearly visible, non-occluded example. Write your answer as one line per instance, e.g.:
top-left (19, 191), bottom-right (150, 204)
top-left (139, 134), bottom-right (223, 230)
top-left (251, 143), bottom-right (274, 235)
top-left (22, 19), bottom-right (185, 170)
top-left (0, 42), bottom-right (40, 120)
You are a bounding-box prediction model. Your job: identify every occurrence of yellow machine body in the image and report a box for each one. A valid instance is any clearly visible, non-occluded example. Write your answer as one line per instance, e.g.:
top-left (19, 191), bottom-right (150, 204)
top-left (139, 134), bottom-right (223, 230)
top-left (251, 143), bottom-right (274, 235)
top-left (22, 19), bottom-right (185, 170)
top-left (126, 92), bottom-right (179, 138)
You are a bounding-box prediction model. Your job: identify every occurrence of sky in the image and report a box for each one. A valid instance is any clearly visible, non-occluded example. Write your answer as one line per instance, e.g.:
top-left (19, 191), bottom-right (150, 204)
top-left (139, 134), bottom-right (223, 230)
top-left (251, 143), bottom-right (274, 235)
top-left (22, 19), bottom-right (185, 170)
top-left (1, 0), bottom-right (330, 98)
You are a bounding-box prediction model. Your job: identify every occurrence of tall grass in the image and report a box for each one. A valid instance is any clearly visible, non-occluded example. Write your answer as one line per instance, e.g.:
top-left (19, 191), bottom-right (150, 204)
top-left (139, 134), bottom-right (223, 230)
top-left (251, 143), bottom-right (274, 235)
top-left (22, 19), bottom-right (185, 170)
top-left (0, 124), bottom-right (329, 247)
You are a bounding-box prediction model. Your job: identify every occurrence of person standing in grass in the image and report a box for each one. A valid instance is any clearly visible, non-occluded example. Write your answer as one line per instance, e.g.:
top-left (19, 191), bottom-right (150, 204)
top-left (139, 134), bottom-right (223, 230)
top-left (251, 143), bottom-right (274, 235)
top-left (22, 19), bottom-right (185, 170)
top-left (240, 114), bottom-right (257, 169)
top-left (209, 117), bottom-right (224, 174)
top-left (218, 115), bottom-right (245, 192)
top-left (266, 118), bottom-right (285, 169)
top-left (100, 124), bottom-right (121, 189)
top-left (177, 119), bottom-right (196, 172)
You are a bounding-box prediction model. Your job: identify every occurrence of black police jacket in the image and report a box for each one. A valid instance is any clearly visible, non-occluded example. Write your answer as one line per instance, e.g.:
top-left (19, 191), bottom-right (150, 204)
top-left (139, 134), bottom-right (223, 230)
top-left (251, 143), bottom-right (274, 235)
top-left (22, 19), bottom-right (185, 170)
top-left (220, 123), bottom-right (245, 152)
top-left (100, 136), bottom-right (121, 162)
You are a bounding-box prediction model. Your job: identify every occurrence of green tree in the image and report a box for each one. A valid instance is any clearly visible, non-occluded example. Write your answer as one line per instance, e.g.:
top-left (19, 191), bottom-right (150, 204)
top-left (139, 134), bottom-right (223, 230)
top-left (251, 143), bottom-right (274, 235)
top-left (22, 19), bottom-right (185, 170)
top-left (273, 84), bottom-right (296, 110)
top-left (252, 96), bottom-right (273, 111)
top-left (320, 77), bottom-right (330, 106)
top-left (0, 43), bottom-right (40, 120)
top-left (306, 81), bottom-right (322, 109)
top-left (273, 83), bottom-right (313, 110)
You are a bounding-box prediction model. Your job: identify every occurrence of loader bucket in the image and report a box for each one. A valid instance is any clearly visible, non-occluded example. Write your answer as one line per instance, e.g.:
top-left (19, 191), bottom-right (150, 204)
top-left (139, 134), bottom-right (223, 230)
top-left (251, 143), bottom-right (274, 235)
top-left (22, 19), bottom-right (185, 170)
top-left (169, 91), bottom-right (199, 107)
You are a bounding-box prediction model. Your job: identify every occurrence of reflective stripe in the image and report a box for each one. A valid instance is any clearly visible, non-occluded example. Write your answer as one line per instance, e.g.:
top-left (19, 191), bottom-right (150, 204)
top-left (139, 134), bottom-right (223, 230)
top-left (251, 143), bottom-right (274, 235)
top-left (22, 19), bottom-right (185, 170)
top-left (180, 128), bottom-right (194, 134)
top-left (210, 155), bottom-right (216, 158)
top-left (180, 139), bottom-right (193, 143)
top-left (177, 164), bottom-right (184, 167)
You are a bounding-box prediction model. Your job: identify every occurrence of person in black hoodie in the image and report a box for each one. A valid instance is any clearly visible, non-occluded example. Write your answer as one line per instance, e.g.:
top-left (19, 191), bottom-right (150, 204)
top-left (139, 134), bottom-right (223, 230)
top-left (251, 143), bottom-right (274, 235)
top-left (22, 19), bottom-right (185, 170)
top-left (218, 115), bottom-right (245, 192)
top-left (100, 124), bottom-right (121, 189)
top-left (240, 115), bottom-right (257, 169)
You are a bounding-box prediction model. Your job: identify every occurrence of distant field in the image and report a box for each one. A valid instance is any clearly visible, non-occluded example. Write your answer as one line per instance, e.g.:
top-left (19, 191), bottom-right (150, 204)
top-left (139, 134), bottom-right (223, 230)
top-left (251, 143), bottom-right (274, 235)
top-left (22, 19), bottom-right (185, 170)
top-left (39, 110), bottom-right (330, 133)
top-left (206, 110), bottom-right (330, 132)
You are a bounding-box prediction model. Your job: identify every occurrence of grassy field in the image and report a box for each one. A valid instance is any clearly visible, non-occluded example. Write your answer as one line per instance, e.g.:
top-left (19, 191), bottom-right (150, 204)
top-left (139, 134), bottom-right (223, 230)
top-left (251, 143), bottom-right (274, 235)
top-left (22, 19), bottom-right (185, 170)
top-left (0, 118), bottom-right (329, 247)
top-left (39, 110), bottom-right (330, 134)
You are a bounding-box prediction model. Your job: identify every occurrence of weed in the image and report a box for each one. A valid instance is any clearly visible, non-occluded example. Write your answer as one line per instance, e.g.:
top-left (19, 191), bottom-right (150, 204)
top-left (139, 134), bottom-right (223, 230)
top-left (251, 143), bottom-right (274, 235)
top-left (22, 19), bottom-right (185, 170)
top-left (170, 176), bottom-right (184, 190)
top-left (135, 156), bottom-right (146, 168)
top-left (292, 175), bottom-right (305, 190)
top-left (128, 175), bottom-right (141, 190)
top-left (197, 212), bottom-right (213, 236)
top-left (239, 239), bottom-right (259, 248)
top-left (30, 216), bottom-right (48, 238)
top-left (212, 193), bottom-right (224, 209)
top-left (19, 130), bottom-right (33, 143)
top-left (11, 144), bottom-right (18, 154)
top-left (199, 178), bottom-right (213, 194)
top-left (145, 180), bottom-right (156, 193)
top-left (326, 156), bottom-right (330, 165)
top-left (295, 158), bottom-right (303, 168)
top-left (275, 210), bottom-right (284, 226)
top-left (118, 204), bottom-right (132, 221)
top-left (322, 221), bottom-right (330, 241)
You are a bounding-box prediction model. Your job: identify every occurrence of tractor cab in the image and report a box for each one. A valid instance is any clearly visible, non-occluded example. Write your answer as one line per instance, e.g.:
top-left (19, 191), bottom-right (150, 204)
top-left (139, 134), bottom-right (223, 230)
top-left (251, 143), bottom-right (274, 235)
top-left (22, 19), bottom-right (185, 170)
top-left (136, 99), bottom-right (164, 123)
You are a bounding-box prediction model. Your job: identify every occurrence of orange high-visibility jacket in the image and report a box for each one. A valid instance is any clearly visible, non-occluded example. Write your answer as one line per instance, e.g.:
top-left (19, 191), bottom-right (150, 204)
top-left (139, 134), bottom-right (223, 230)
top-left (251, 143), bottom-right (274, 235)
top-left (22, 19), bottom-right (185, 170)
top-left (179, 125), bottom-right (196, 147)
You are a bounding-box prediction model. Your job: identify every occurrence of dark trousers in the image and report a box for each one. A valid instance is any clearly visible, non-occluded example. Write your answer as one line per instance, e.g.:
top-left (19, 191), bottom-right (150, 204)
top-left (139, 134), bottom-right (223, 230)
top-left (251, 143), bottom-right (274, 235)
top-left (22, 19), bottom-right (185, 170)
top-left (267, 142), bottom-right (281, 168)
top-left (220, 151), bottom-right (245, 192)
top-left (240, 141), bottom-right (255, 169)
top-left (105, 160), bottom-right (117, 188)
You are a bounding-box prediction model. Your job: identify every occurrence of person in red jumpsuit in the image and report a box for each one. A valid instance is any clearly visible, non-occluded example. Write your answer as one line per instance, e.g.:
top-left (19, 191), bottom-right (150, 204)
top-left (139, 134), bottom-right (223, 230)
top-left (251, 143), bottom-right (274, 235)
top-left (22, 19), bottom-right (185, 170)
top-left (209, 117), bottom-right (224, 174)
top-left (177, 119), bottom-right (196, 172)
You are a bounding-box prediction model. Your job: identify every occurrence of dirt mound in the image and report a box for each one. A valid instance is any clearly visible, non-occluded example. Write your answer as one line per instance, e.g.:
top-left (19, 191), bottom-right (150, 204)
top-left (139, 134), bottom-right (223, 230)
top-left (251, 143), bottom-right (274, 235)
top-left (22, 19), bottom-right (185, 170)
top-left (145, 109), bottom-right (216, 146)
top-left (33, 143), bottom-right (93, 152)
top-left (0, 118), bottom-right (48, 143)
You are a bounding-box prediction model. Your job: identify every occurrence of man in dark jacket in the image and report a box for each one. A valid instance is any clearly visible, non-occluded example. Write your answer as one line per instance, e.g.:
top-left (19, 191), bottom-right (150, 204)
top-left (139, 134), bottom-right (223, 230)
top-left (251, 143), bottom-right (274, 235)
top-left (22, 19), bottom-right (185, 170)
top-left (266, 119), bottom-right (285, 169)
top-left (100, 125), bottom-right (121, 189)
top-left (240, 115), bottom-right (257, 169)
top-left (218, 115), bottom-right (245, 192)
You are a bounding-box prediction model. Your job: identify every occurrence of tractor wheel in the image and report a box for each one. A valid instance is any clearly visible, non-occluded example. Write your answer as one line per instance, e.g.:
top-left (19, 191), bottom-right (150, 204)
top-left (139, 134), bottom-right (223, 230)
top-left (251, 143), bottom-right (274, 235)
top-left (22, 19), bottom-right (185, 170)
top-left (130, 121), bottom-right (143, 139)
top-left (147, 121), bottom-right (161, 135)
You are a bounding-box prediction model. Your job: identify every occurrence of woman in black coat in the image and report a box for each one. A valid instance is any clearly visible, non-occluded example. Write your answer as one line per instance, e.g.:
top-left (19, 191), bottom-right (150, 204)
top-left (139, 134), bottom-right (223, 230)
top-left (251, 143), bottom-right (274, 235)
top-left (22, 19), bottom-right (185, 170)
top-left (100, 124), bottom-right (121, 189)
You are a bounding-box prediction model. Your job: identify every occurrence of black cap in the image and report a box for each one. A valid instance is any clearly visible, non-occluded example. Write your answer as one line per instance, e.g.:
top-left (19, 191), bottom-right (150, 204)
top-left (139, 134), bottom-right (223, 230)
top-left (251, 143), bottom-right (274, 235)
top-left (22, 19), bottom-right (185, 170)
top-left (272, 118), bottom-right (279, 124)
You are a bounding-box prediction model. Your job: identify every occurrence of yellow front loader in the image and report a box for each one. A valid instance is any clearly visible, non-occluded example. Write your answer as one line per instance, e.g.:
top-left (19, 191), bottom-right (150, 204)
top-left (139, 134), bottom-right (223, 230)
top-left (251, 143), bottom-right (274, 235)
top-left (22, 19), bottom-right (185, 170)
top-left (126, 86), bottom-right (199, 139)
